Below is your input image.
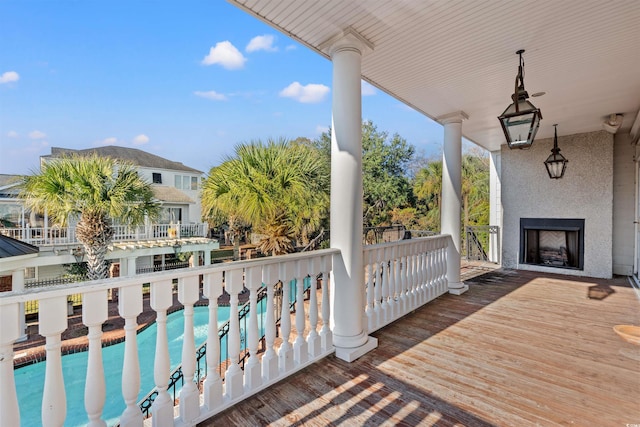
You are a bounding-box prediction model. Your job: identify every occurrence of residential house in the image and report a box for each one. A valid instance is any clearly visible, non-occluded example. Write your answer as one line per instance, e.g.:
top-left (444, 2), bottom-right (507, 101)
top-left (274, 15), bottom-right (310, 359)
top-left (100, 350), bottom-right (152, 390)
top-left (0, 146), bottom-right (218, 285)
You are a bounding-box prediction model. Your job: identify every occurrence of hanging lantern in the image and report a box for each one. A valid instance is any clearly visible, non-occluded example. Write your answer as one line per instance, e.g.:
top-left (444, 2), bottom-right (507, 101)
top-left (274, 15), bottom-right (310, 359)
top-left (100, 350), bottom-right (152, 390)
top-left (498, 50), bottom-right (543, 149)
top-left (544, 124), bottom-right (568, 179)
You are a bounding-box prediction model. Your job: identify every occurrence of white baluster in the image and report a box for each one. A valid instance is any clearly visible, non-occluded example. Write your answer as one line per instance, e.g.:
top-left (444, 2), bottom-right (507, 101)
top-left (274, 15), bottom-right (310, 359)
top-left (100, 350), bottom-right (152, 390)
top-left (224, 268), bottom-right (244, 399)
top-left (0, 303), bottom-right (21, 427)
top-left (279, 261), bottom-right (294, 372)
top-left (400, 245), bottom-right (408, 315)
top-left (118, 285), bottom-right (143, 427)
top-left (417, 242), bottom-right (426, 305)
top-left (428, 241), bottom-right (436, 301)
top-left (178, 275), bottom-right (200, 422)
top-left (244, 265), bottom-right (262, 390)
top-left (261, 264), bottom-right (279, 381)
top-left (382, 247), bottom-right (391, 325)
top-left (409, 245), bottom-right (417, 310)
top-left (438, 242), bottom-right (445, 294)
top-left (203, 271), bottom-right (223, 409)
top-left (306, 256), bottom-right (321, 358)
top-left (293, 261), bottom-right (308, 365)
top-left (373, 248), bottom-right (383, 330)
top-left (392, 246), bottom-right (401, 320)
top-left (82, 290), bottom-right (108, 427)
top-left (365, 251), bottom-right (374, 333)
top-left (149, 279), bottom-right (174, 426)
top-left (319, 255), bottom-right (333, 351)
top-left (40, 296), bottom-right (68, 427)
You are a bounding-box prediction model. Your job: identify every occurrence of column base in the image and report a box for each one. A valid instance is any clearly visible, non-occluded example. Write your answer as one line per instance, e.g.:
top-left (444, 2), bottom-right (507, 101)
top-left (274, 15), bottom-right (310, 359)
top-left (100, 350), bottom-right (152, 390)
top-left (335, 336), bottom-right (378, 362)
top-left (448, 283), bottom-right (469, 295)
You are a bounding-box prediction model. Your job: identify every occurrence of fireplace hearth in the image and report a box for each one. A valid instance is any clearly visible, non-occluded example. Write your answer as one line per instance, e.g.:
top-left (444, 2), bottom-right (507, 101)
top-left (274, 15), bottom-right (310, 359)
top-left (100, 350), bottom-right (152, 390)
top-left (520, 218), bottom-right (584, 270)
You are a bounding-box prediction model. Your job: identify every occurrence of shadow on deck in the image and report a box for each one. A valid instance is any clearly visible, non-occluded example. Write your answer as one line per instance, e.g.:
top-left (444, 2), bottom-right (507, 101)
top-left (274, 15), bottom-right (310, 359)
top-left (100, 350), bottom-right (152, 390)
top-left (202, 268), bottom-right (640, 426)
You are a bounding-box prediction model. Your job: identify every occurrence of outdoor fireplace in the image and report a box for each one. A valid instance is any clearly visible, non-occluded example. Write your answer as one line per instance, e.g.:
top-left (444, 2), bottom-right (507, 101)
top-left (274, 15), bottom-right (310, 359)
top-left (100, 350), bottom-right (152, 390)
top-left (520, 218), bottom-right (584, 270)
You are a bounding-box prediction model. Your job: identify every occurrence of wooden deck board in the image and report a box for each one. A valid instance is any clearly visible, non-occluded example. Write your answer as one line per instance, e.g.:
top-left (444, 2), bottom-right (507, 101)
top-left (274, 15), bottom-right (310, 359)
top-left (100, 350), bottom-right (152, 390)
top-left (199, 269), bottom-right (640, 427)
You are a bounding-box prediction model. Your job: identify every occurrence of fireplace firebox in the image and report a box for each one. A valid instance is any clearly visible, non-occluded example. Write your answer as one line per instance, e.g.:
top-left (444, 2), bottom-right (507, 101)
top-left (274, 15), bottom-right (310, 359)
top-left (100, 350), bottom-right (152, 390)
top-left (520, 218), bottom-right (584, 270)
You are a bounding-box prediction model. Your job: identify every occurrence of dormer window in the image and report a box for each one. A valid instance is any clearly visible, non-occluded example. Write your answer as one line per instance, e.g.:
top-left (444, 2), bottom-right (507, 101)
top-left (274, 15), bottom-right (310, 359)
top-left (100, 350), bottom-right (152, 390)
top-left (152, 173), bottom-right (162, 184)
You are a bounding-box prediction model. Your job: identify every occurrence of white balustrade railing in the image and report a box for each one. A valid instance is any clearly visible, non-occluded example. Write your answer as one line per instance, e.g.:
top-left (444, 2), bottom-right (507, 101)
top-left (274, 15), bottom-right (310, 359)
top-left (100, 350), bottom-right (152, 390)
top-left (0, 235), bottom-right (450, 427)
top-left (363, 235), bottom-right (449, 333)
top-left (0, 222), bottom-right (209, 246)
top-left (1, 248), bottom-right (337, 427)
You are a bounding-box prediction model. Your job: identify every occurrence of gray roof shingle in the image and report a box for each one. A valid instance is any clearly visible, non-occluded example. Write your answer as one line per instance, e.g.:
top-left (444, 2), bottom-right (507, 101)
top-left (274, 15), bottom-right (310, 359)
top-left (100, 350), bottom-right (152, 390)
top-left (0, 234), bottom-right (39, 259)
top-left (44, 146), bottom-right (202, 174)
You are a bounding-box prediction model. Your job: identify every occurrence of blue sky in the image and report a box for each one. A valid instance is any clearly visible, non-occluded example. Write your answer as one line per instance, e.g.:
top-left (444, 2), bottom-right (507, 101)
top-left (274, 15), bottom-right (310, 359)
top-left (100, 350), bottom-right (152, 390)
top-left (1, 1), bottom-right (448, 176)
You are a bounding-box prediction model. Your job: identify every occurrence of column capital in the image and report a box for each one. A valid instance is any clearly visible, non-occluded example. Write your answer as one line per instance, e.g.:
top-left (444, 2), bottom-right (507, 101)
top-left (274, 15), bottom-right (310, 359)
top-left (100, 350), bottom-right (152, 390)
top-left (319, 27), bottom-right (374, 57)
top-left (437, 111), bottom-right (469, 125)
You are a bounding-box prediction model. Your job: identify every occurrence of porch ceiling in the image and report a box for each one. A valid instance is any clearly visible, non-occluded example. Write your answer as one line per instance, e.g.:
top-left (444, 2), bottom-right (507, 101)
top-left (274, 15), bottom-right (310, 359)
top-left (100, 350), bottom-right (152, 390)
top-left (229, 0), bottom-right (640, 151)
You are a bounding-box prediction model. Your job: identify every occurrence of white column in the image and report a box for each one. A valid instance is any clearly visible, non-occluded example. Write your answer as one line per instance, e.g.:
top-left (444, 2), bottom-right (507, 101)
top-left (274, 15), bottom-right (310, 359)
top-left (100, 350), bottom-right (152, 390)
top-left (324, 28), bottom-right (377, 362)
top-left (438, 111), bottom-right (469, 295)
top-left (489, 151), bottom-right (503, 264)
top-left (12, 269), bottom-right (27, 341)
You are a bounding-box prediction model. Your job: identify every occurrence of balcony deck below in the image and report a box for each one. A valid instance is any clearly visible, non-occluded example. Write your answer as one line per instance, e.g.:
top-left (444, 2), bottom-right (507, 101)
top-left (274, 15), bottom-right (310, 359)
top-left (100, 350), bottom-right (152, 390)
top-left (202, 269), bottom-right (639, 426)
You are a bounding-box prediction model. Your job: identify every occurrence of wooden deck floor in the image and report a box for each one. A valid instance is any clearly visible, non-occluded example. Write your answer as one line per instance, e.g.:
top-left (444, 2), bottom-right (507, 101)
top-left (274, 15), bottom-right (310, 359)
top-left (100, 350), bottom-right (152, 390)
top-left (200, 269), bottom-right (640, 427)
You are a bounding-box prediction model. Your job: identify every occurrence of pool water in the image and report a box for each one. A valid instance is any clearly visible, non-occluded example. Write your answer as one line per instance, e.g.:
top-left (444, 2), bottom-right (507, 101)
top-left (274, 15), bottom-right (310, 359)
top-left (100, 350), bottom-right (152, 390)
top-left (14, 305), bottom-right (228, 427)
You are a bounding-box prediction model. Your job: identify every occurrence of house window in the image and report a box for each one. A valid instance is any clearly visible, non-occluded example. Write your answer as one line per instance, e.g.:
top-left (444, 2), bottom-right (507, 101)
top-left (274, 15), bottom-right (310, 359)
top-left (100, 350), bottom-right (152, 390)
top-left (152, 173), bottom-right (162, 184)
top-left (191, 177), bottom-right (198, 190)
top-left (159, 207), bottom-right (182, 223)
top-left (174, 175), bottom-right (182, 189)
top-left (25, 267), bottom-right (36, 280)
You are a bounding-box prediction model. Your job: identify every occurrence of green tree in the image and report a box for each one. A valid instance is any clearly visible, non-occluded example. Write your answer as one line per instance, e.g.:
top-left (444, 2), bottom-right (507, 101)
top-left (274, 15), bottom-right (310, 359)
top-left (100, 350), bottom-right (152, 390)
top-left (201, 139), bottom-right (329, 256)
top-left (412, 151), bottom-right (490, 236)
top-left (21, 154), bottom-right (159, 280)
top-left (315, 120), bottom-right (415, 227)
top-left (412, 159), bottom-right (443, 231)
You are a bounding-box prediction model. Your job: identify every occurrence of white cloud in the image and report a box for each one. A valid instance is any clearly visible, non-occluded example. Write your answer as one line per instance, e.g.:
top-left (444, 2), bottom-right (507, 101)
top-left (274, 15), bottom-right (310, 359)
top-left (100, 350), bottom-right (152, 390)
top-left (0, 71), bottom-right (19, 84)
top-left (361, 81), bottom-right (377, 96)
top-left (28, 130), bottom-right (46, 140)
top-left (279, 82), bottom-right (330, 103)
top-left (101, 137), bottom-right (118, 145)
top-left (316, 125), bottom-right (330, 134)
top-left (7, 130), bottom-right (18, 138)
top-left (201, 41), bottom-right (247, 70)
top-left (132, 134), bottom-right (149, 145)
top-left (194, 90), bottom-right (227, 101)
top-left (246, 35), bottom-right (277, 53)
top-left (285, 45), bottom-right (297, 51)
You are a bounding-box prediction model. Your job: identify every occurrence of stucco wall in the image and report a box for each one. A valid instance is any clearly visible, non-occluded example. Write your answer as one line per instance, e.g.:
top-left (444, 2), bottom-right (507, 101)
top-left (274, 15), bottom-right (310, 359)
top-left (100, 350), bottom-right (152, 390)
top-left (501, 130), bottom-right (613, 278)
top-left (612, 133), bottom-right (636, 275)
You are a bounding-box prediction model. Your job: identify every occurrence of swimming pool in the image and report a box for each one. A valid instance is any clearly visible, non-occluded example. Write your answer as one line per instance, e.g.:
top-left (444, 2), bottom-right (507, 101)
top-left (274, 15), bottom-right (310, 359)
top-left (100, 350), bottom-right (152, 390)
top-left (14, 305), bottom-right (227, 427)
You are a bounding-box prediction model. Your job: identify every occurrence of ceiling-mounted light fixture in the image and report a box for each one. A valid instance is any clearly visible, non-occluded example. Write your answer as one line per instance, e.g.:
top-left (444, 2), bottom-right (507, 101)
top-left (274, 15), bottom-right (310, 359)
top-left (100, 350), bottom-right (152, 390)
top-left (544, 124), bottom-right (568, 179)
top-left (498, 49), bottom-right (543, 149)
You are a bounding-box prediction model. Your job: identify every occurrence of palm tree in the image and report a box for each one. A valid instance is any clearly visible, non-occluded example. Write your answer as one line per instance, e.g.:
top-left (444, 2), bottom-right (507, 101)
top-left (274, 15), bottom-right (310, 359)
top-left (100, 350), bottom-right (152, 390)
top-left (201, 139), bottom-right (329, 256)
top-left (21, 154), bottom-right (159, 280)
top-left (413, 160), bottom-right (443, 231)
